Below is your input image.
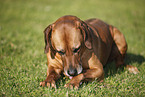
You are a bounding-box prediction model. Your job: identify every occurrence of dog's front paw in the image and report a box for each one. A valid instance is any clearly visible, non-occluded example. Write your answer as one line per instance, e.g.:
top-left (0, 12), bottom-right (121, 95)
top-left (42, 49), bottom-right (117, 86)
top-left (40, 80), bottom-right (56, 88)
top-left (64, 74), bottom-right (83, 89)
top-left (64, 80), bottom-right (80, 89)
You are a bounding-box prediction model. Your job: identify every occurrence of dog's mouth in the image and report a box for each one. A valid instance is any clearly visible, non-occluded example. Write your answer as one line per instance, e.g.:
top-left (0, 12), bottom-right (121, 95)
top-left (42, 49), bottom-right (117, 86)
top-left (64, 65), bottom-right (83, 79)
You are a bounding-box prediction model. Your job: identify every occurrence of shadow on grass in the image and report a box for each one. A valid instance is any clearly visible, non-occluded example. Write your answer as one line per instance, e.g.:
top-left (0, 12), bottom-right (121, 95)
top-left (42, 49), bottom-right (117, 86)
top-left (104, 53), bottom-right (145, 78)
top-left (125, 53), bottom-right (145, 66)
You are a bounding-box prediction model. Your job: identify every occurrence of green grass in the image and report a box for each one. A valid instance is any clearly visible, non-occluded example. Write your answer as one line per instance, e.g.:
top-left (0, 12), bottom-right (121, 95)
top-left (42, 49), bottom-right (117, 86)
top-left (0, 0), bottom-right (145, 96)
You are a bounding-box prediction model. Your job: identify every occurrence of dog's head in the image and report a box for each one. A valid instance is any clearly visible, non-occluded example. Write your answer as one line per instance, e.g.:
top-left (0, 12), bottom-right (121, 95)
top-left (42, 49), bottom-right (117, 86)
top-left (44, 15), bottom-right (92, 78)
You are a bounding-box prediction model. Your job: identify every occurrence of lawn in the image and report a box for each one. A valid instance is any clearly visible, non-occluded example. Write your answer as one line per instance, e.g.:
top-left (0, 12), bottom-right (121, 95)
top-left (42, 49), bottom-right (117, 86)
top-left (0, 0), bottom-right (145, 96)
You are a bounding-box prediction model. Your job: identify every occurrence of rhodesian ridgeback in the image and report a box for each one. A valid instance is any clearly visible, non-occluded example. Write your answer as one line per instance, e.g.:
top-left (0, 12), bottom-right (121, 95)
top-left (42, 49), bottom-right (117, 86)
top-left (40, 15), bottom-right (139, 89)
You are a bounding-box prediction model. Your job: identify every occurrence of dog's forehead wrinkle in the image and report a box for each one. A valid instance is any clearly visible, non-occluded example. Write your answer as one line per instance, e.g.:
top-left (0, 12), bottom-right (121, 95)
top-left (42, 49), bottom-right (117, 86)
top-left (52, 20), bottom-right (83, 53)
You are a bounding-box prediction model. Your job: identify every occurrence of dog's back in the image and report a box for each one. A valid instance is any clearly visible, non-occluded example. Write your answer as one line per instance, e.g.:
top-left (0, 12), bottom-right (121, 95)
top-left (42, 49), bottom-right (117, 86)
top-left (85, 19), bottom-right (115, 65)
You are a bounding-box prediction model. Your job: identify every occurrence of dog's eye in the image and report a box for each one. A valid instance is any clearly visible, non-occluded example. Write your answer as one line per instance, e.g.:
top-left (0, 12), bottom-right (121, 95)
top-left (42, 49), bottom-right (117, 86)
top-left (73, 46), bottom-right (80, 53)
top-left (57, 50), bottom-right (65, 55)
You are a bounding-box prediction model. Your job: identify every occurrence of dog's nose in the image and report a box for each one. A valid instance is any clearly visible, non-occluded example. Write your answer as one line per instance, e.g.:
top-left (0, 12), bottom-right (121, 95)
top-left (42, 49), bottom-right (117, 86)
top-left (68, 69), bottom-right (77, 76)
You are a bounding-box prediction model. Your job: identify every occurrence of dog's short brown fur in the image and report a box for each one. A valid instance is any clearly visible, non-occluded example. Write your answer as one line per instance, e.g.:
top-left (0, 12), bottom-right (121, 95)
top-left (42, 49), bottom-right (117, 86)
top-left (40, 15), bottom-right (139, 89)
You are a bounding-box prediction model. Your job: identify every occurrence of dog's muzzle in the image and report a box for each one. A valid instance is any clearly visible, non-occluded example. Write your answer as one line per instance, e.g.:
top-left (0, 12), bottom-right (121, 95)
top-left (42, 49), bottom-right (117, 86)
top-left (64, 64), bottom-right (83, 79)
top-left (67, 68), bottom-right (77, 76)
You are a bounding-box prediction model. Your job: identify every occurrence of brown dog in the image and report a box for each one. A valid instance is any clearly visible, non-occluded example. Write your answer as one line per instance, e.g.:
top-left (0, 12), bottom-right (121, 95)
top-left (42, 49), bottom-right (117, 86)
top-left (40, 15), bottom-right (139, 89)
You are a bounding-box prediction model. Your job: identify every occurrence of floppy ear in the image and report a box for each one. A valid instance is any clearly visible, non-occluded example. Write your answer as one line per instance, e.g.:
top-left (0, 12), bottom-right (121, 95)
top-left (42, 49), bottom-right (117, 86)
top-left (44, 24), bottom-right (52, 53)
top-left (77, 21), bottom-right (92, 49)
top-left (44, 24), bottom-right (56, 58)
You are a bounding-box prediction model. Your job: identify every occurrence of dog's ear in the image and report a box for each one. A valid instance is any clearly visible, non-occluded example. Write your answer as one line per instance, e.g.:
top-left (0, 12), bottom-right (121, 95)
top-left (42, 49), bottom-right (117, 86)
top-left (77, 21), bottom-right (92, 49)
top-left (44, 24), bottom-right (52, 53)
top-left (44, 24), bottom-right (56, 58)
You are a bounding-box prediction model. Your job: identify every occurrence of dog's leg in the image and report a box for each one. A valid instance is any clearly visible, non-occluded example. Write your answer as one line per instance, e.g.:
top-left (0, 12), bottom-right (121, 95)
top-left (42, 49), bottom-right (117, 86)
top-left (111, 27), bottom-right (139, 74)
top-left (40, 65), bottom-right (62, 88)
